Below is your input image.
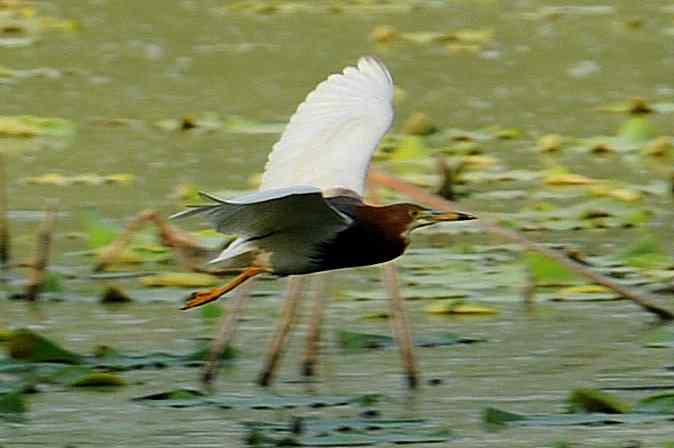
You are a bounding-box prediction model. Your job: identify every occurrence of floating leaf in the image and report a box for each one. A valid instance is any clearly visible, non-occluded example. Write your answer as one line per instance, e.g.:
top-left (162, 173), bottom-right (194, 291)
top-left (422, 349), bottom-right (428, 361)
top-left (200, 302), bottom-right (225, 319)
top-left (424, 300), bottom-right (497, 315)
top-left (482, 407), bottom-right (666, 429)
top-left (132, 388), bottom-right (207, 408)
top-left (100, 286), bottom-right (133, 304)
top-left (558, 285), bottom-right (609, 295)
top-left (619, 235), bottom-right (671, 269)
top-left (243, 416), bottom-right (453, 446)
top-left (0, 115), bottom-right (74, 138)
top-left (543, 172), bottom-right (597, 186)
top-left (568, 388), bottom-right (631, 414)
top-left (387, 135), bottom-right (428, 161)
top-left (337, 330), bottom-right (393, 351)
top-left (402, 112), bottom-right (437, 136)
top-left (642, 136), bottom-right (672, 157)
top-left (82, 209), bottom-right (119, 250)
top-left (336, 330), bottom-right (484, 351)
top-left (369, 24), bottom-right (399, 44)
top-left (643, 327), bottom-right (674, 348)
top-left (634, 394), bottom-right (674, 414)
top-left (133, 390), bottom-right (368, 410)
top-left (524, 252), bottom-right (581, 287)
top-left (0, 391), bottom-right (27, 416)
top-left (23, 173), bottom-right (135, 186)
top-left (7, 329), bottom-right (82, 364)
top-left (538, 134), bottom-right (563, 152)
top-left (619, 116), bottom-right (654, 144)
top-left (140, 272), bottom-right (220, 288)
top-left (69, 372), bottom-right (126, 388)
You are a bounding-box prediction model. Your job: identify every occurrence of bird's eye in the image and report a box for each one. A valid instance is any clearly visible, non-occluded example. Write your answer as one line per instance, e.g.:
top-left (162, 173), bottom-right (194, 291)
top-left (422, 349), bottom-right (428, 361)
top-left (409, 209), bottom-right (420, 218)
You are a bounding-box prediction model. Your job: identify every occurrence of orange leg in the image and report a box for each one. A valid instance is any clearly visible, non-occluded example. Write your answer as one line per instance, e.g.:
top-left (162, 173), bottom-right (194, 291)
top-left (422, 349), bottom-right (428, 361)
top-left (181, 266), bottom-right (265, 310)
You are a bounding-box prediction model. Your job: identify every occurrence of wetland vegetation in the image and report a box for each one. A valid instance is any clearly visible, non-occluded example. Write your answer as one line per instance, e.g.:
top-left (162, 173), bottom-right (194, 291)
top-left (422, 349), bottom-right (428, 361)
top-left (1, 0), bottom-right (673, 446)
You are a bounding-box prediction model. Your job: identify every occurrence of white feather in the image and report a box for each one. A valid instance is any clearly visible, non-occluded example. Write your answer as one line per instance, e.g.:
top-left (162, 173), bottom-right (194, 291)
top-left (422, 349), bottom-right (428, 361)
top-left (211, 57), bottom-right (392, 266)
top-left (259, 56), bottom-right (394, 196)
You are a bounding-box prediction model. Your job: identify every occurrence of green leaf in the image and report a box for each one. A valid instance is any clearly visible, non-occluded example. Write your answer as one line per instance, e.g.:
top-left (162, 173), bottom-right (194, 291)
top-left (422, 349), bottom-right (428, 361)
top-left (243, 416), bottom-right (453, 446)
top-left (619, 235), bottom-right (671, 269)
top-left (133, 390), bottom-right (368, 410)
top-left (643, 327), bottom-right (674, 348)
top-left (634, 394), bottom-right (674, 414)
top-left (0, 115), bottom-right (75, 138)
top-left (69, 372), bottom-right (126, 388)
top-left (200, 302), bottom-right (225, 319)
top-left (387, 135), bottom-right (428, 161)
top-left (336, 330), bottom-right (484, 351)
top-left (524, 252), bottom-right (581, 286)
top-left (0, 391), bottom-right (27, 416)
top-left (567, 388), bottom-right (631, 414)
top-left (42, 271), bottom-right (65, 293)
top-left (7, 329), bottom-right (82, 364)
top-left (81, 209), bottom-right (119, 250)
top-left (482, 407), bottom-right (527, 427)
top-left (336, 330), bottom-right (393, 351)
top-left (482, 406), bottom-right (669, 429)
top-left (618, 116), bottom-right (654, 144)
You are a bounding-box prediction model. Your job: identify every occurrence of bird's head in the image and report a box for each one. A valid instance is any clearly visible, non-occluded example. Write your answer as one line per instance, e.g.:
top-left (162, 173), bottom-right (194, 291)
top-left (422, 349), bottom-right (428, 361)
top-left (375, 203), bottom-right (477, 240)
top-left (403, 204), bottom-right (477, 232)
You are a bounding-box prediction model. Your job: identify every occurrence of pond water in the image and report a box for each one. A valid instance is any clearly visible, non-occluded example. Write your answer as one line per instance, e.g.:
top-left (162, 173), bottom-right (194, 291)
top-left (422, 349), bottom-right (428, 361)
top-left (1, 0), bottom-right (673, 447)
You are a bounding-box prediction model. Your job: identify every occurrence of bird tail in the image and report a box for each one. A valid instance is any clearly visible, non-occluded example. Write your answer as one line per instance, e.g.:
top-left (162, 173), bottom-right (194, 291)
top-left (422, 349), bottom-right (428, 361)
top-left (168, 192), bottom-right (226, 220)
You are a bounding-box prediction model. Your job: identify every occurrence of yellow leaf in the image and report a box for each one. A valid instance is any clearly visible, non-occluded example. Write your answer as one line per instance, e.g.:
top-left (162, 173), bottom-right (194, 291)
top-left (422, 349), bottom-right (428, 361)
top-left (424, 299), bottom-right (498, 315)
top-left (24, 173), bottom-right (70, 186)
top-left (559, 285), bottom-right (610, 295)
top-left (461, 155), bottom-right (499, 168)
top-left (401, 112), bottom-right (436, 136)
top-left (96, 247), bottom-right (144, 265)
top-left (544, 173), bottom-right (596, 186)
top-left (104, 173), bottom-right (135, 185)
top-left (591, 185), bottom-right (641, 202)
top-left (140, 272), bottom-right (220, 288)
top-left (538, 134), bottom-right (563, 152)
top-left (0, 116), bottom-right (40, 137)
top-left (369, 25), bottom-right (398, 44)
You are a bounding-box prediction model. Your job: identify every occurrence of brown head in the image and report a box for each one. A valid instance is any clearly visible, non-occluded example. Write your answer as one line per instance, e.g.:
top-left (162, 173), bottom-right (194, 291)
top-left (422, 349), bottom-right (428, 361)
top-left (360, 203), bottom-right (477, 242)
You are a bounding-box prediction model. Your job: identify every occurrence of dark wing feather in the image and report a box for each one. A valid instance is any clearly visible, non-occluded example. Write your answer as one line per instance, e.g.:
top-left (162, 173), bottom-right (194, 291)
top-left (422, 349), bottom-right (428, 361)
top-left (170, 186), bottom-right (351, 238)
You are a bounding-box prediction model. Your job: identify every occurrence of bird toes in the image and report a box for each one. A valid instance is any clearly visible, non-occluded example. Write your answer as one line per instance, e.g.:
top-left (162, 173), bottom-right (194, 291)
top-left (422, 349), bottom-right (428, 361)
top-left (180, 289), bottom-right (221, 310)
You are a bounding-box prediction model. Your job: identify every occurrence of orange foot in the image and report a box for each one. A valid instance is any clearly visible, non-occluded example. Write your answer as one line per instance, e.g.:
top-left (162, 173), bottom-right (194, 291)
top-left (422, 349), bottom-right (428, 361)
top-left (180, 266), bottom-right (265, 310)
top-left (181, 287), bottom-right (228, 310)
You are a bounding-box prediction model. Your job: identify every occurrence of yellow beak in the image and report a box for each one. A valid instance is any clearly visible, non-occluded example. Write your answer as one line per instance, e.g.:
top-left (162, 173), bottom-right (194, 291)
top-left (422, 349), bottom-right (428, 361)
top-left (426, 210), bottom-right (477, 222)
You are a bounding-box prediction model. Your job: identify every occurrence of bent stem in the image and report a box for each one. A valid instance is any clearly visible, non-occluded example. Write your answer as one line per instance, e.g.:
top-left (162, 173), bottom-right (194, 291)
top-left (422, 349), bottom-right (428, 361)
top-left (258, 276), bottom-right (306, 387)
top-left (0, 154), bottom-right (8, 269)
top-left (202, 280), bottom-right (254, 386)
top-left (24, 206), bottom-right (56, 301)
top-left (369, 167), bottom-right (674, 322)
top-left (301, 273), bottom-right (332, 378)
top-left (383, 261), bottom-right (419, 389)
top-left (94, 209), bottom-right (207, 273)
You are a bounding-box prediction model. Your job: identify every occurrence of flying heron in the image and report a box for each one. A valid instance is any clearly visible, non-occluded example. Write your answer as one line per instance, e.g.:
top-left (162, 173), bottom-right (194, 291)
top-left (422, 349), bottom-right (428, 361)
top-left (172, 57), bottom-right (475, 310)
top-left (172, 57), bottom-right (476, 388)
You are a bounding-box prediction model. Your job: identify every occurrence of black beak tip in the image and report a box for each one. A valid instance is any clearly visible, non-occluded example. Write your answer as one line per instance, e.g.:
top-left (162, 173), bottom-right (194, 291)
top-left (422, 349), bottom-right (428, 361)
top-left (458, 211), bottom-right (478, 221)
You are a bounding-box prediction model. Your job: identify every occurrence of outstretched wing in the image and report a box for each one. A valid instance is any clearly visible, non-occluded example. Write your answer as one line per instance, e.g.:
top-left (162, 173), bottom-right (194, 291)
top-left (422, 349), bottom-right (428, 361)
top-left (260, 56), bottom-right (394, 196)
top-left (170, 186), bottom-right (351, 236)
top-left (170, 186), bottom-right (352, 264)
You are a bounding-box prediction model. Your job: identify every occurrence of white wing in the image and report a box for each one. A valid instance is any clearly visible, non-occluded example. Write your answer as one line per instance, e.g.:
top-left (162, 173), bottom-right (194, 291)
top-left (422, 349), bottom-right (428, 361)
top-left (260, 56), bottom-right (394, 196)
